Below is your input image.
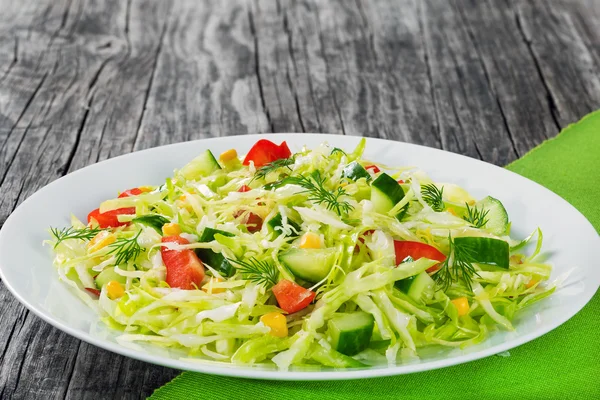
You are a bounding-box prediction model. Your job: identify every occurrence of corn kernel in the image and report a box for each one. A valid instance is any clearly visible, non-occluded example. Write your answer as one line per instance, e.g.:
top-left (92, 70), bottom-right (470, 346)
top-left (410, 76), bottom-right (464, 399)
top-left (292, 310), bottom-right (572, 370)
top-left (87, 231), bottom-right (116, 252)
top-left (451, 297), bottom-right (470, 317)
top-left (299, 232), bottom-right (321, 249)
top-left (260, 312), bottom-right (288, 337)
top-left (162, 223), bottom-right (181, 236)
top-left (219, 149), bottom-right (238, 163)
top-left (467, 200), bottom-right (476, 206)
top-left (526, 279), bottom-right (538, 289)
top-left (202, 277), bottom-right (226, 294)
top-left (106, 280), bottom-right (125, 299)
top-left (447, 208), bottom-right (457, 216)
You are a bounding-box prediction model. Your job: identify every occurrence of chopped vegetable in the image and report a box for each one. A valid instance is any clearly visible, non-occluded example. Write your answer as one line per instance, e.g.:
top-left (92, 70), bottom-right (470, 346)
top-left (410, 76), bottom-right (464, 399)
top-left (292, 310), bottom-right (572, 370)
top-left (272, 279), bottom-right (316, 313)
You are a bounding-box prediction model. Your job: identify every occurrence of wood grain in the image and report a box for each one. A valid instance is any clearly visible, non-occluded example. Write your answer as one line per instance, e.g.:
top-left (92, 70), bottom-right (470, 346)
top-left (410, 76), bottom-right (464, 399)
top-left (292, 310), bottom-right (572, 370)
top-left (1, 0), bottom-right (599, 398)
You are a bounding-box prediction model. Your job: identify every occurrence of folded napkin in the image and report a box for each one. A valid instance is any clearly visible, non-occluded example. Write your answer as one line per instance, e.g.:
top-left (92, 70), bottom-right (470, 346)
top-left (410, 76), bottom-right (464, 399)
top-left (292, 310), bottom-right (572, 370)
top-left (151, 111), bottom-right (600, 400)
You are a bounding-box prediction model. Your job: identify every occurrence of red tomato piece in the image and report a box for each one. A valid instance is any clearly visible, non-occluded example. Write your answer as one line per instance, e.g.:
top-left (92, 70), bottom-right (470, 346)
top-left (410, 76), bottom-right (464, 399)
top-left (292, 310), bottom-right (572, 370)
top-left (161, 236), bottom-right (205, 290)
top-left (272, 279), bottom-right (316, 314)
top-left (118, 187), bottom-right (149, 198)
top-left (238, 185), bottom-right (252, 193)
top-left (234, 210), bottom-right (263, 233)
top-left (243, 139), bottom-right (292, 168)
top-left (85, 288), bottom-right (101, 297)
top-left (365, 165), bottom-right (381, 173)
top-left (397, 179), bottom-right (405, 184)
top-left (393, 240), bottom-right (447, 273)
top-left (87, 207), bottom-right (136, 228)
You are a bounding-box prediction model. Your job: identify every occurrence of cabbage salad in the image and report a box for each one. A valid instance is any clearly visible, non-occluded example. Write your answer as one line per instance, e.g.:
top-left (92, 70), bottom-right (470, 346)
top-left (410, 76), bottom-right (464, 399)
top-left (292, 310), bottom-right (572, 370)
top-left (48, 138), bottom-right (554, 369)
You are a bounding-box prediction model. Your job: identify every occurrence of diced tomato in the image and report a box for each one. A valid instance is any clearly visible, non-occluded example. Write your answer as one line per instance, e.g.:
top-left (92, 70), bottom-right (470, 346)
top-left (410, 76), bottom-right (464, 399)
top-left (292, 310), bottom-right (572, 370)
top-left (393, 240), bottom-right (447, 273)
top-left (365, 165), bottom-right (380, 173)
top-left (234, 210), bottom-right (263, 233)
top-left (85, 288), bottom-right (101, 297)
top-left (238, 185), bottom-right (252, 193)
top-left (272, 279), bottom-right (316, 314)
top-left (161, 236), bottom-right (205, 290)
top-left (242, 139), bottom-right (292, 168)
top-left (118, 187), bottom-right (150, 198)
top-left (87, 207), bottom-right (136, 228)
top-left (397, 179), bottom-right (405, 184)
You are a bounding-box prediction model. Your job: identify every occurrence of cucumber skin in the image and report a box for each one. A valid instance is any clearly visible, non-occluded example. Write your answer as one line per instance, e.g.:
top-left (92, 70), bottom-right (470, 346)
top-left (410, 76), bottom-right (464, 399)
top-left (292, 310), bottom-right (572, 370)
top-left (371, 173), bottom-right (407, 220)
top-left (279, 248), bottom-right (336, 283)
top-left (454, 237), bottom-right (509, 269)
top-left (267, 213), bottom-right (301, 237)
top-left (196, 228), bottom-right (236, 277)
top-left (328, 312), bottom-right (375, 356)
top-left (342, 162), bottom-right (371, 182)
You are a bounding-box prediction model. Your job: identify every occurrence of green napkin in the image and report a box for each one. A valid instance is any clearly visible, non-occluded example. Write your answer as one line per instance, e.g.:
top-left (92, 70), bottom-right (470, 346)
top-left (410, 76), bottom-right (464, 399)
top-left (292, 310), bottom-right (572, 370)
top-left (150, 111), bottom-right (600, 400)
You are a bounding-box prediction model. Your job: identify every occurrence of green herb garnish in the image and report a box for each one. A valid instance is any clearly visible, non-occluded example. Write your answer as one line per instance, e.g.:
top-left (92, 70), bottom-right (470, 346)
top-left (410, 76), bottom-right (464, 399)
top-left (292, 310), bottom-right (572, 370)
top-left (434, 235), bottom-right (479, 291)
top-left (50, 226), bottom-right (106, 248)
top-left (107, 230), bottom-right (145, 266)
top-left (421, 184), bottom-right (445, 212)
top-left (253, 157), bottom-right (295, 181)
top-left (132, 214), bottom-right (170, 234)
top-left (463, 203), bottom-right (489, 229)
top-left (228, 257), bottom-right (279, 289)
top-left (285, 171), bottom-right (354, 216)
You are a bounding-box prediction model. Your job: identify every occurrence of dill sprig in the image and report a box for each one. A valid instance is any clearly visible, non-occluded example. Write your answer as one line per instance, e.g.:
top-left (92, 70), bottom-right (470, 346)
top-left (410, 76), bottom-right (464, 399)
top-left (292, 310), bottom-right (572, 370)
top-left (463, 203), bottom-right (489, 229)
top-left (49, 226), bottom-right (106, 248)
top-left (253, 157), bottom-right (295, 181)
top-left (285, 171), bottom-right (354, 216)
top-left (107, 230), bottom-right (145, 266)
top-left (228, 257), bottom-right (279, 289)
top-left (434, 236), bottom-right (479, 291)
top-left (421, 184), bottom-right (445, 212)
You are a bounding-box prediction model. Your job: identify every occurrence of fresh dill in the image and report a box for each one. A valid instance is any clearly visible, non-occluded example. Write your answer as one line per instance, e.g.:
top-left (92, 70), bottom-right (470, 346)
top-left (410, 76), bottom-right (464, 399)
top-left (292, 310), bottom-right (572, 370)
top-left (253, 157), bottom-right (295, 181)
top-left (286, 171), bottom-right (354, 216)
top-left (228, 257), bottom-right (279, 289)
top-left (107, 230), bottom-right (145, 266)
top-left (421, 184), bottom-right (445, 212)
top-left (463, 203), bottom-right (489, 229)
top-left (49, 226), bottom-right (106, 248)
top-left (331, 147), bottom-right (347, 156)
top-left (434, 235), bottom-right (479, 291)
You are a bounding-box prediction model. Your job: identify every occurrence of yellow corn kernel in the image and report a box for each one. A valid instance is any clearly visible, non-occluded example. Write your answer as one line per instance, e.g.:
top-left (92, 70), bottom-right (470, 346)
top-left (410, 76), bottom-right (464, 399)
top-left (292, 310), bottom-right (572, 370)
top-left (106, 280), bottom-right (125, 299)
top-left (299, 232), bottom-right (321, 249)
top-left (162, 223), bottom-right (181, 236)
top-left (87, 231), bottom-right (116, 252)
top-left (451, 297), bottom-right (470, 317)
top-left (467, 199), bottom-right (476, 206)
top-left (219, 149), bottom-right (238, 163)
top-left (447, 208), bottom-right (457, 216)
top-left (202, 277), bottom-right (226, 294)
top-left (526, 279), bottom-right (538, 289)
top-left (260, 312), bottom-right (288, 337)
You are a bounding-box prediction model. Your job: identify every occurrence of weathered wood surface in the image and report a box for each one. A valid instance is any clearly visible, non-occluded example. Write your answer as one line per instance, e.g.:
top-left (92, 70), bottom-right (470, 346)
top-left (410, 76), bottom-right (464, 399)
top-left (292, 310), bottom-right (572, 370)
top-left (0, 0), bottom-right (599, 398)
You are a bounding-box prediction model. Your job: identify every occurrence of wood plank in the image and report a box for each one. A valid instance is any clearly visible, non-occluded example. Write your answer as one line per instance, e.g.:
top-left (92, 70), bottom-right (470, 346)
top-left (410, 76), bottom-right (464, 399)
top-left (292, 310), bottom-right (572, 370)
top-left (133, 0), bottom-right (269, 151)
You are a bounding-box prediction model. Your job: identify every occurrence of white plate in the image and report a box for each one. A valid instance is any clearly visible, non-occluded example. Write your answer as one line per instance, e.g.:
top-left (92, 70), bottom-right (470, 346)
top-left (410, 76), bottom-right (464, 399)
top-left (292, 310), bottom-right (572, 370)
top-left (0, 134), bottom-right (598, 380)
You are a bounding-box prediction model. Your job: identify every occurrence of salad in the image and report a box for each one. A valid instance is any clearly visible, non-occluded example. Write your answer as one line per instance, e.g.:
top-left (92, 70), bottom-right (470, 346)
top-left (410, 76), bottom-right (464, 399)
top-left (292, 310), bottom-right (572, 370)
top-left (48, 138), bottom-right (554, 369)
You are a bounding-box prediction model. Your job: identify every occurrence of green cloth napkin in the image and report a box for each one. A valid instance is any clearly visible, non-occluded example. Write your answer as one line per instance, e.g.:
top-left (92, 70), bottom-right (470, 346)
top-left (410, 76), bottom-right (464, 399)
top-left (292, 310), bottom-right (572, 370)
top-left (150, 111), bottom-right (600, 400)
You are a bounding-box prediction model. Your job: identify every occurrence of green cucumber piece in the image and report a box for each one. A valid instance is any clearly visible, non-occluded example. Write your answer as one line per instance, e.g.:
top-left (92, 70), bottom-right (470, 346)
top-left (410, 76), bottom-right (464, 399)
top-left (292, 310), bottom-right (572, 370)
top-left (395, 271), bottom-right (435, 303)
top-left (132, 214), bottom-right (170, 234)
top-left (327, 311), bottom-right (374, 356)
top-left (279, 248), bottom-right (336, 283)
top-left (454, 236), bottom-right (509, 269)
top-left (342, 162), bottom-right (371, 182)
top-left (95, 267), bottom-right (126, 288)
top-left (179, 150), bottom-right (222, 180)
top-left (371, 173), bottom-right (406, 220)
top-left (267, 213), bottom-right (301, 237)
top-left (196, 228), bottom-right (236, 277)
top-left (476, 196), bottom-right (509, 236)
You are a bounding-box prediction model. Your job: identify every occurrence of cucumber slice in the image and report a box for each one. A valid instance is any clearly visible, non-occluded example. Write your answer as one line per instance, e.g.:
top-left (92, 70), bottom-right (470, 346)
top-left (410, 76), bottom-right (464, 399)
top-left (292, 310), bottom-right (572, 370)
top-left (95, 267), bottom-right (126, 288)
top-left (327, 311), bottom-right (374, 356)
top-left (342, 162), bottom-right (371, 182)
top-left (371, 173), bottom-right (407, 220)
top-left (395, 271), bottom-right (435, 303)
top-left (476, 196), bottom-right (509, 236)
top-left (179, 150), bottom-right (222, 180)
top-left (279, 248), bottom-right (336, 283)
top-left (267, 213), bottom-right (301, 237)
top-left (196, 228), bottom-right (236, 277)
top-left (454, 236), bottom-right (509, 269)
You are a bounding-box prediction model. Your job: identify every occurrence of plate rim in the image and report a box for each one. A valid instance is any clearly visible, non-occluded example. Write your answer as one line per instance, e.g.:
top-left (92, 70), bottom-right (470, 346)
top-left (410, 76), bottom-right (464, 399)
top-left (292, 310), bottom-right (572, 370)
top-left (1, 133), bottom-right (598, 380)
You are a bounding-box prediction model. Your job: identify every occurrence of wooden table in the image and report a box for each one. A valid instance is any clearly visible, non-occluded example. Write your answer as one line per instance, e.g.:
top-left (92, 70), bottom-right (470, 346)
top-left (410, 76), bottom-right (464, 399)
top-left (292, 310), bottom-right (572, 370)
top-left (1, 0), bottom-right (599, 398)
